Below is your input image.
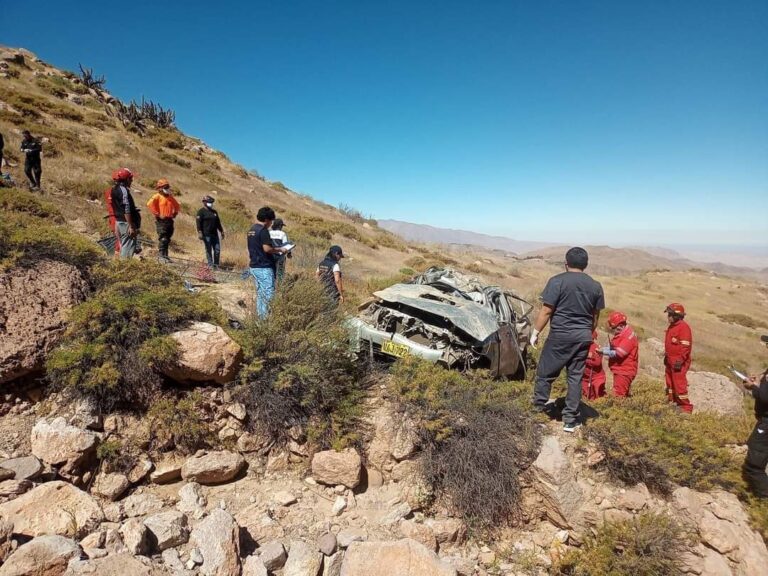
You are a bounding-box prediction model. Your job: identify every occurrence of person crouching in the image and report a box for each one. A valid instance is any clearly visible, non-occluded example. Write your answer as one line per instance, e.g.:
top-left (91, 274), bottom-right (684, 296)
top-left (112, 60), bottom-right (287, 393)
top-left (582, 330), bottom-right (606, 400)
top-left (598, 311), bottom-right (639, 397)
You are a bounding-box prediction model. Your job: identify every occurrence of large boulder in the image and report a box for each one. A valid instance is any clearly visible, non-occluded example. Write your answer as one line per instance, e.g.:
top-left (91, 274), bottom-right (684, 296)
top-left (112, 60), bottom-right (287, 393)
top-left (0, 481), bottom-right (103, 538)
top-left (0, 261), bottom-right (89, 384)
top-left (311, 449), bottom-right (362, 489)
top-left (0, 535), bottom-right (81, 576)
top-left (191, 509), bottom-right (240, 576)
top-left (531, 435), bottom-right (583, 528)
top-left (181, 451), bottom-right (246, 485)
top-left (340, 539), bottom-right (456, 576)
top-left (63, 553), bottom-right (169, 575)
top-left (30, 418), bottom-right (97, 467)
top-left (159, 322), bottom-right (243, 384)
top-left (687, 372), bottom-right (746, 416)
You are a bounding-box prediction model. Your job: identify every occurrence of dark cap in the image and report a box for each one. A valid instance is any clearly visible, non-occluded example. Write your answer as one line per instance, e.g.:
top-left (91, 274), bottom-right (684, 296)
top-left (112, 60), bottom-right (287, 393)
top-left (329, 245), bottom-right (345, 258)
top-left (22, 129), bottom-right (31, 135)
top-left (761, 335), bottom-right (768, 343)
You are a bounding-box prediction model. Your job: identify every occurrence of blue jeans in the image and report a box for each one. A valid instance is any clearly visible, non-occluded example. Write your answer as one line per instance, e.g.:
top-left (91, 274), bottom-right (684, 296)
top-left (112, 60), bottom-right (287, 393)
top-left (202, 235), bottom-right (220, 267)
top-left (249, 267), bottom-right (275, 318)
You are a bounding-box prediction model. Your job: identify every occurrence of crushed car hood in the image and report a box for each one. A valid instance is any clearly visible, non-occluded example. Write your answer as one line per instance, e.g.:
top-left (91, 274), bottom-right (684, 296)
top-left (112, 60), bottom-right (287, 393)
top-left (372, 283), bottom-right (499, 342)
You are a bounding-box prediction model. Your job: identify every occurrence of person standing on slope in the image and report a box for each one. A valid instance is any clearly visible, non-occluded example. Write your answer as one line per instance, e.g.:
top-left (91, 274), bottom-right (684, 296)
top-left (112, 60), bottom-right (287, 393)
top-left (247, 206), bottom-right (287, 318)
top-left (582, 330), bottom-right (606, 400)
top-left (110, 168), bottom-right (141, 259)
top-left (664, 303), bottom-right (693, 413)
top-left (316, 245), bottom-right (345, 305)
top-left (530, 247), bottom-right (605, 432)
top-left (742, 334), bottom-right (768, 499)
top-left (0, 131), bottom-right (5, 176)
top-left (269, 218), bottom-right (290, 283)
top-left (146, 178), bottom-right (180, 263)
top-left (598, 311), bottom-right (639, 397)
top-left (196, 196), bottom-right (224, 268)
top-left (20, 130), bottom-right (42, 190)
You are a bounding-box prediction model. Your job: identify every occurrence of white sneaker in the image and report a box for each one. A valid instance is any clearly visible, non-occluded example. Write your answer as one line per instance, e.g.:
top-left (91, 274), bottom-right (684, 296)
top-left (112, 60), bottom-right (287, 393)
top-left (563, 422), bottom-right (582, 433)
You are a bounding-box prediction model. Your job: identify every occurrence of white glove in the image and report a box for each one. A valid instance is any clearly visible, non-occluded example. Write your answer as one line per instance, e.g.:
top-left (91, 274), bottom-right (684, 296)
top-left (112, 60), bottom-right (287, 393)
top-left (529, 329), bottom-right (540, 349)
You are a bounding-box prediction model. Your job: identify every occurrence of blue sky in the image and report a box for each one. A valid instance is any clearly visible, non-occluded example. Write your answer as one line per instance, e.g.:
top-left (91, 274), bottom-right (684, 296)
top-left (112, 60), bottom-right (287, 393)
top-left (5, 1), bottom-right (767, 246)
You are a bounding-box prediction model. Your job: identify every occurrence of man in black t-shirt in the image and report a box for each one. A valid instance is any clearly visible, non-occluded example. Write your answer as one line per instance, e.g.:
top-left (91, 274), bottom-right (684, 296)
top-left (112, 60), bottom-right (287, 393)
top-left (21, 130), bottom-right (43, 190)
top-left (531, 247), bottom-right (605, 432)
top-left (247, 206), bottom-right (287, 318)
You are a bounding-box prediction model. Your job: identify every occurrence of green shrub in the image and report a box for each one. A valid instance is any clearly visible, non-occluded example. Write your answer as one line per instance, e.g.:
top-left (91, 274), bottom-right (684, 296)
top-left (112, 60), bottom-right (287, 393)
top-left (46, 261), bottom-right (222, 411)
top-left (147, 391), bottom-right (212, 453)
top-left (235, 272), bottom-right (369, 450)
top-left (404, 256), bottom-right (427, 269)
top-left (390, 358), bottom-right (539, 531)
top-left (399, 268), bottom-right (415, 276)
top-left (586, 377), bottom-right (752, 494)
top-left (59, 177), bottom-right (110, 201)
top-left (556, 512), bottom-right (696, 576)
top-left (96, 438), bottom-right (138, 473)
top-left (0, 190), bottom-right (102, 270)
top-left (158, 149), bottom-right (192, 168)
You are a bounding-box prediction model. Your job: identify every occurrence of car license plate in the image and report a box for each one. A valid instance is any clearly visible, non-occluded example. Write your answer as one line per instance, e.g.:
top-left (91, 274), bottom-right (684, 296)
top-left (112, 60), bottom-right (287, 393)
top-left (381, 340), bottom-right (409, 358)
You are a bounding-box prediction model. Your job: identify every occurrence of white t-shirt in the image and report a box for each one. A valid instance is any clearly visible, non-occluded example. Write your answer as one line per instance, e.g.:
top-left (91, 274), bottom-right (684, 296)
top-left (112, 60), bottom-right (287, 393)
top-left (317, 263), bottom-right (341, 274)
top-left (270, 230), bottom-right (288, 245)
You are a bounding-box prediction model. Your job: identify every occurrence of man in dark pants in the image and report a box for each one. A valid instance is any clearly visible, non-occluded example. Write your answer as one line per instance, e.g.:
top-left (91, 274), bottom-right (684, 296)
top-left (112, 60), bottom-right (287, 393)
top-left (196, 196), bottom-right (225, 268)
top-left (743, 334), bottom-right (768, 498)
top-left (0, 131), bottom-right (5, 176)
top-left (531, 247), bottom-right (605, 432)
top-left (20, 130), bottom-right (42, 190)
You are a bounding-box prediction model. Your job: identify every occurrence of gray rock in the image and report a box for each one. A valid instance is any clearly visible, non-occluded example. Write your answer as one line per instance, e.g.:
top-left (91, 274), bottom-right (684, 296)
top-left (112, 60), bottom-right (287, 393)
top-left (317, 532), bottom-right (337, 556)
top-left (127, 459), bottom-right (154, 485)
top-left (337, 528), bottom-right (367, 549)
top-left (161, 548), bottom-right (186, 572)
top-left (340, 539), bottom-right (456, 576)
top-left (150, 458), bottom-right (183, 484)
top-left (275, 491), bottom-right (298, 506)
top-left (0, 535), bottom-right (80, 576)
top-left (30, 418), bottom-right (97, 467)
top-left (284, 540), bottom-right (323, 576)
top-left (123, 493), bottom-right (165, 518)
top-left (311, 449), bottom-right (361, 489)
top-left (258, 540), bottom-right (287, 571)
top-left (181, 452), bottom-right (246, 485)
top-left (143, 511), bottom-right (189, 551)
top-left (242, 555), bottom-right (268, 576)
top-left (191, 509), bottom-right (240, 576)
top-left (92, 473), bottom-right (130, 501)
top-left (177, 482), bottom-right (207, 515)
top-left (120, 518), bottom-right (150, 556)
top-left (531, 435), bottom-right (584, 528)
top-left (0, 479), bottom-right (32, 502)
top-left (322, 552), bottom-right (344, 576)
top-left (0, 456), bottom-right (43, 481)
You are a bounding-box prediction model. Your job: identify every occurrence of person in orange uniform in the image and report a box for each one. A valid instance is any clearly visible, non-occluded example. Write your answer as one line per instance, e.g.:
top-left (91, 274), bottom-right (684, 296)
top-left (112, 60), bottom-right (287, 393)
top-left (146, 178), bottom-right (180, 263)
top-left (582, 330), bottom-right (606, 400)
top-left (598, 311), bottom-right (639, 397)
top-left (664, 303), bottom-right (693, 413)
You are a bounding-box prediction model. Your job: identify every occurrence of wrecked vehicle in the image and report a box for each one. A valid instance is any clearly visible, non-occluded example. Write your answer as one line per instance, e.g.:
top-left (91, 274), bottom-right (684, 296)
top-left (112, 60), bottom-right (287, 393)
top-left (347, 267), bottom-right (533, 378)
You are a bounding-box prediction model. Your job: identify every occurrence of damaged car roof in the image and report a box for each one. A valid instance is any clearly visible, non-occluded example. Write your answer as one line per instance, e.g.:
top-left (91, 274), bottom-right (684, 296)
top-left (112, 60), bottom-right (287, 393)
top-left (372, 283), bottom-right (500, 342)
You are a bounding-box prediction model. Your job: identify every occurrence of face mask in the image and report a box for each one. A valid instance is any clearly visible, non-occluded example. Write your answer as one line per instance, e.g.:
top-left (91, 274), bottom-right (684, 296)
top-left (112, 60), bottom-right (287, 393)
top-left (205, 203), bottom-right (213, 208)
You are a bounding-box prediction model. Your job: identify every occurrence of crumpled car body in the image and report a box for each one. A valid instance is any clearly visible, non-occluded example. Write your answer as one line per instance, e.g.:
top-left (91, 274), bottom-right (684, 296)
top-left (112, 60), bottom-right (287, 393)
top-left (348, 267), bottom-right (533, 378)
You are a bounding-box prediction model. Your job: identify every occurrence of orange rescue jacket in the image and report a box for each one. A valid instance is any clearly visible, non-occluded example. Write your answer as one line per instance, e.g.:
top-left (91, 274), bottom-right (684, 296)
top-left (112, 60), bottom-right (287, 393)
top-left (147, 193), bottom-right (180, 219)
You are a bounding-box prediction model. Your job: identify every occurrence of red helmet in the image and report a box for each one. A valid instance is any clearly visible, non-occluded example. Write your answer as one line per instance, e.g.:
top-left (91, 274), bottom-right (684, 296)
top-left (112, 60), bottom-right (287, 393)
top-left (665, 303), bottom-right (685, 316)
top-left (112, 168), bottom-right (134, 182)
top-left (608, 311), bottom-right (627, 328)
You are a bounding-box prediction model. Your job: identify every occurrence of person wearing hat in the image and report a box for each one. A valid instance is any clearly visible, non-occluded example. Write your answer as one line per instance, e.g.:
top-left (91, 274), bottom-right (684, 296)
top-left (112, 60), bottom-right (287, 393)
top-left (598, 311), bottom-right (639, 397)
top-left (269, 218), bottom-right (290, 283)
top-left (664, 302), bottom-right (693, 413)
top-left (316, 245), bottom-right (345, 305)
top-left (20, 130), bottom-right (42, 190)
top-left (742, 334), bottom-right (768, 498)
top-left (146, 178), bottom-right (180, 263)
top-left (196, 195), bottom-right (225, 268)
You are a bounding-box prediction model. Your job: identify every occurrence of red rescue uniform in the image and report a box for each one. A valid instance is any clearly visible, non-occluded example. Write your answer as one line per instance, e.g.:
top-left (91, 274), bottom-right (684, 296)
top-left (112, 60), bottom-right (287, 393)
top-left (608, 325), bottom-right (639, 397)
top-left (665, 319), bottom-right (693, 413)
top-left (104, 187), bottom-right (120, 256)
top-left (582, 340), bottom-right (606, 400)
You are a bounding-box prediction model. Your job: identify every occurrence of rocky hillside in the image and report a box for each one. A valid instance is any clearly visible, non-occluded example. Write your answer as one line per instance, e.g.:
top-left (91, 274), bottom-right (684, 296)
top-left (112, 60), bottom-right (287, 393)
top-left (1, 45), bottom-right (768, 576)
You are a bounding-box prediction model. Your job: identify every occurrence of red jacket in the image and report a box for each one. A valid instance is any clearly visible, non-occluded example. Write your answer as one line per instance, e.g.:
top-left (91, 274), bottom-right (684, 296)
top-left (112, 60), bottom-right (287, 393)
top-left (608, 325), bottom-right (639, 376)
top-left (583, 341), bottom-right (606, 386)
top-left (665, 319), bottom-right (692, 368)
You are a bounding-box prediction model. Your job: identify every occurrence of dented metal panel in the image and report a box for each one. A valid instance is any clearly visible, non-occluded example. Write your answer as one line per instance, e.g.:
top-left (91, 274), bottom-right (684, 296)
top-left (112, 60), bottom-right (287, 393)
top-left (372, 283), bottom-right (499, 341)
